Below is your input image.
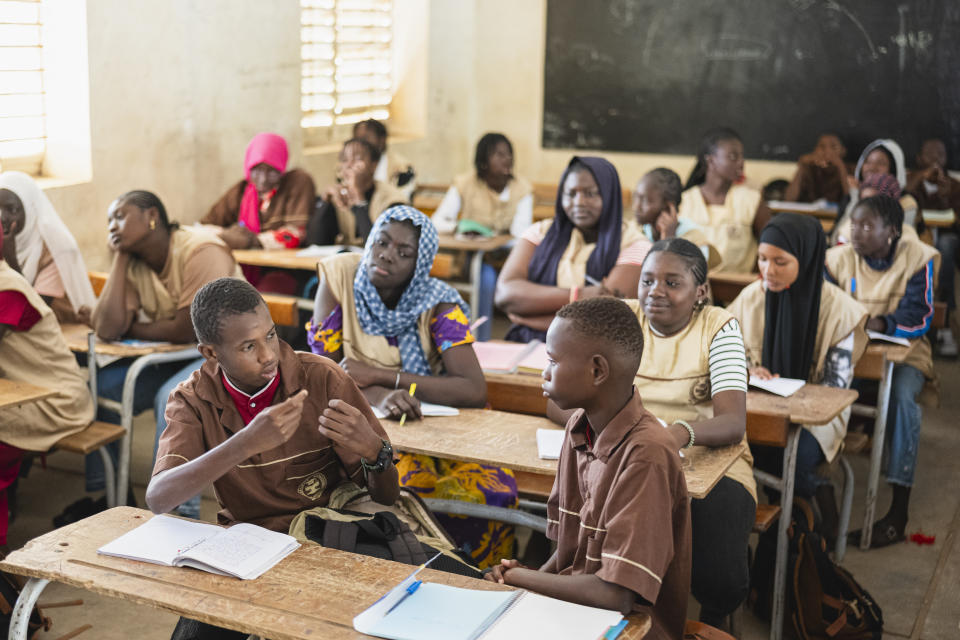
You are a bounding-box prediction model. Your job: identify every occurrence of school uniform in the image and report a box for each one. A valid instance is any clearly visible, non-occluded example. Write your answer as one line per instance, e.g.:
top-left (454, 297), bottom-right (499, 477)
top-left (307, 179), bottom-right (408, 247)
top-left (908, 170), bottom-right (960, 318)
top-left (374, 150), bottom-right (416, 200)
top-left (433, 172), bottom-right (534, 237)
top-left (679, 184), bottom-right (762, 273)
top-left (548, 388), bottom-right (691, 639)
top-left (825, 235), bottom-right (940, 487)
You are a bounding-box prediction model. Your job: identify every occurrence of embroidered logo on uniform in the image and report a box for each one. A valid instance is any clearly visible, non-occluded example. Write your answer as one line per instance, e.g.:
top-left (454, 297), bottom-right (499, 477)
top-left (297, 470), bottom-right (328, 500)
top-left (689, 375), bottom-right (712, 403)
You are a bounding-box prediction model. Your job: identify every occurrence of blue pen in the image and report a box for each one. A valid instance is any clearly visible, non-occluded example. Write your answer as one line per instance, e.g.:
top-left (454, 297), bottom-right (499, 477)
top-left (383, 579), bottom-right (422, 616)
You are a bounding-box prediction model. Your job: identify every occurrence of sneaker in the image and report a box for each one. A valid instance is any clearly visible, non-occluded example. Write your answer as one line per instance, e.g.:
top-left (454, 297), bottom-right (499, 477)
top-left (937, 328), bottom-right (958, 358)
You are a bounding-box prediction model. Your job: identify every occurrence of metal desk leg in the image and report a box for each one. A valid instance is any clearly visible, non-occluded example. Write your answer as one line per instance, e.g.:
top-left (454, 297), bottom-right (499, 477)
top-left (861, 359), bottom-right (894, 550)
top-left (9, 578), bottom-right (49, 640)
top-left (836, 455), bottom-right (854, 562)
top-left (422, 499), bottom-right (548, 533)
top-left (770, 425), bottom-right (800, 640)
top-left (467, 249), bottom-right (485, 324)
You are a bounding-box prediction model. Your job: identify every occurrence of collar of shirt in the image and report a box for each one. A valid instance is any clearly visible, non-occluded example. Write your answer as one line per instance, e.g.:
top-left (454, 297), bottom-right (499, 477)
top-left (864, 237), bottom-right (899, 272)
top-left (221, 370), bottom-right (281, 425)
top-left (567, 388), bottom-right (647, 463)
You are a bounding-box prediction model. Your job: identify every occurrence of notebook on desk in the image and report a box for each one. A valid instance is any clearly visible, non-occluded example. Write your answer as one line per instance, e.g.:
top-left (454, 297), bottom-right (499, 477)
top-left (749, 376), bottom-right (806, 397)
top-left (354, 564), bottom-right (624, 640)
top-left (866, 330), bottom-right (911, 347)
top-left (473, 341), bottom-right (541, 374)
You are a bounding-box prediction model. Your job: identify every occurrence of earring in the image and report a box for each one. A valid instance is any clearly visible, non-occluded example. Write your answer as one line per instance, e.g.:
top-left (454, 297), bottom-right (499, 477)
top-left (149, 219), bottom-right (156, 230)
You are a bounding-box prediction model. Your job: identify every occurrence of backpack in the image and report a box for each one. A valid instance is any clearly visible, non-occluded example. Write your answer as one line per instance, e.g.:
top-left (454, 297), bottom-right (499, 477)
top-left (288, 483), bottom-right (483, 579)
top-left (750, 499), bottom-right (883, 640)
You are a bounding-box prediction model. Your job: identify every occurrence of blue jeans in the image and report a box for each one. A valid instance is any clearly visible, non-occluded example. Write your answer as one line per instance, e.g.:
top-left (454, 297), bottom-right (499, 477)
top-left (752, 428), bottom-right (826, 500)
top-left (85, 358), bottom-right (191, 492)
top-left (153, 357), bottom-right (206, 518)
top-left (936, 230), bottom-right (957, 311)
top-left (473, 263), bottom-right (496, 342)
top-left (885, 364), bottom-right (925, 486)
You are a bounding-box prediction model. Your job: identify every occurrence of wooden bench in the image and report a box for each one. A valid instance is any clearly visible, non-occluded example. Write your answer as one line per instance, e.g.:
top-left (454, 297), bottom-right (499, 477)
top-left (259, 293), bottom-right (299, 327)
top-left (753, 504), bottom-right (781, 533)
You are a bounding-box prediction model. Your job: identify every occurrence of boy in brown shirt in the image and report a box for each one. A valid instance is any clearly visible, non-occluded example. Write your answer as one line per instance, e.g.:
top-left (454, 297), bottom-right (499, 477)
top-left (486, 298), bottom-right (691, 639)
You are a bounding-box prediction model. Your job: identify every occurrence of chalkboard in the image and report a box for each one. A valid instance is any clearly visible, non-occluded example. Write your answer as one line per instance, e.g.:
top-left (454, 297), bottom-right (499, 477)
top-left (543, 0), bottom-right (960, 170)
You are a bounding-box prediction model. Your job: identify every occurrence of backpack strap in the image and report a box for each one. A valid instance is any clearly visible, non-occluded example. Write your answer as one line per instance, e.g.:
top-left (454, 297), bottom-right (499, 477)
top-left (322, 520), bottom-right (359, 553)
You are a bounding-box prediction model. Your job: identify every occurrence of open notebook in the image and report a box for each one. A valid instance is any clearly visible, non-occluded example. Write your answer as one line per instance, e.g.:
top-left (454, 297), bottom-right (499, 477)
top-left (472, 341), bottom-right (542, 374)
top-left (749, 376), bottom-right (806, 397)
top-left (354, 564), bottom-right (624, 640)
top-left (866, 330), bottom-right (911, 347)
top-left (372, 402), bottom-right (459, 419)
top-left (97, 515), bottom-right (299, 580)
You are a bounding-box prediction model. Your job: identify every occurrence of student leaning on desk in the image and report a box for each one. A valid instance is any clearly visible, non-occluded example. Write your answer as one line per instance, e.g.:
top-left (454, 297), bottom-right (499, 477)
top-left (147, 277), bottom-right (398, 640)
top-left (487, 298), bottom-right (690, 640)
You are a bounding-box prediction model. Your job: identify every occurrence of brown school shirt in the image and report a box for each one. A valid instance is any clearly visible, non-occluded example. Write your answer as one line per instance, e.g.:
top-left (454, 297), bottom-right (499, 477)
top-left (792, 162), bottom-right (849, 204)
top-left (546, 389), bottom-right (691, 640)
top-left (154, 341), bottom-right (390, 533)
top-left (202, 168), bottom-right (317, 238)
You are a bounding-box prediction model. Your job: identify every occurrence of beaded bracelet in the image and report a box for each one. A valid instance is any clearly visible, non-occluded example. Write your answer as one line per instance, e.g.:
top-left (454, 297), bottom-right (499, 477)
top-left (673, 419), bottom-right (695, 449)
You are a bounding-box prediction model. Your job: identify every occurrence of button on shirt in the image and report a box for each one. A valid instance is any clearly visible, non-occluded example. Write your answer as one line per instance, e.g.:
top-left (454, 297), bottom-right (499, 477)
top-left (546, 389), bottom-right (691, 640)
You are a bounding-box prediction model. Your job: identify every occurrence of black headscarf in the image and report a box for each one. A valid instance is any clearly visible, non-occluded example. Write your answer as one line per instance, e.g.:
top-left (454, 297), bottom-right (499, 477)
top-left (760, 213), bottom-right (826, 380)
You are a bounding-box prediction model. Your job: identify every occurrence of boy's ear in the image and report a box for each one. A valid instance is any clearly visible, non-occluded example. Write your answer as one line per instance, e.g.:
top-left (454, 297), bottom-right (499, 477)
top-left (590, 353), bottom-right (610, 386)
top-left (197, 343), bottom-right (217, 363)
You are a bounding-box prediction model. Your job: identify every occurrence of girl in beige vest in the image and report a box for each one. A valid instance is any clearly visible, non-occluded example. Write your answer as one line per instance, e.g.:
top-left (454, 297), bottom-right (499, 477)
top-left (633, 238), bottom-right (753, 629)
top-left (825, 196), bottom-right (939, 548)
top-left (728, 213), bottom-right (868, 545)
top-left (680, 128), bottom-right (772, 273)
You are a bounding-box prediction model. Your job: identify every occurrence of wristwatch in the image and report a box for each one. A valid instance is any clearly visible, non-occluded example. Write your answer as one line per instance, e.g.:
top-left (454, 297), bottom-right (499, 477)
top-left (360, 439), bottom-right (394, 474)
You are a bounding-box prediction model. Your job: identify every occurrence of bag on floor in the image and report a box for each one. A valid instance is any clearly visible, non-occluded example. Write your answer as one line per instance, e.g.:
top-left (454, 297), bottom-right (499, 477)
top-left (288, 483), bottom-right (482, 579)
top-left (0, 569), bottom-right (51, 640)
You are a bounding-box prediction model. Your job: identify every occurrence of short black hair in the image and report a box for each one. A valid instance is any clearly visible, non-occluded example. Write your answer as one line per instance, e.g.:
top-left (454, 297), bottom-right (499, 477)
top-left (642, 237), bottom-right (708, 285)
top-left (191, 277), bottom-right (265, 345)
top-left (642, 167), bottom-right (683, 207)
top-left (556, 298), bottom-right (644, 367)
top-left (474, 133), bottom-right (512, 177)
top-left (855, 195), bottom-right (904, 234)
top-left (343, 137), bottom-right (381, 165)
top-left (354, 118), bottom-right (387, 140)
top-left (119, 190), bottom-right (173, 229)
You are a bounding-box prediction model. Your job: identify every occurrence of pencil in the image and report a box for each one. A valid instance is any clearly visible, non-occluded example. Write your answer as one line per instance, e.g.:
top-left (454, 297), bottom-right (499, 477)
top-left (399, 382), bottom-right (417, 426)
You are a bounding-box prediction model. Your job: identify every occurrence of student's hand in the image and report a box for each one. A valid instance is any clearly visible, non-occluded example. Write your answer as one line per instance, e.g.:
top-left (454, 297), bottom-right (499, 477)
top-left (377, 390), bottom-right (422, 421)
top-left (656, 203), bottom-right (680, 239)
top-left (748, 366), bottom-right (778, 380)
top-left (866, 317), bottom-right (887, 333)
top-left (318, 399), bottom-right (384, 461)
top-left (220, 225), bottom-right (256, 250)
top-left (339, 358), bottom-right (388, 388)
top-left (76, 305), bottom-right (93, 327)
top-left (339, 166), bottom-right (366, 207)
top-left (484, 559), bottom-right (526, 584)
top-left (244, 389), bottom-right (308, 453)
top-left (799, 152), bottom-right (827, 169)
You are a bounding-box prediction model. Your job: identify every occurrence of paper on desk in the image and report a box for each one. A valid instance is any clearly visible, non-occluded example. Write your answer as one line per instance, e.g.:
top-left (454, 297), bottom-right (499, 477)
top-left (372, 402), bottom-right (460, 419)
top-left (749, 376), bottom-right (806, 397)
top-left (536, 428), bottom-right (565, 460)
top-left (295, 244), bottom-right (362, 258)
top-left (866, 330), bottom-right (911, 347)
top-left (922, 209), bottom-right (955, 224)
top-left (767, 199), bottom-right (838, 213)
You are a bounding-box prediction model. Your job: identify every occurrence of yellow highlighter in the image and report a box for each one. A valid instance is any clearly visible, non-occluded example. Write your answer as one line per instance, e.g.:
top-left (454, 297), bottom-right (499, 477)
top-left (399, 383), bottom-right (417, 426)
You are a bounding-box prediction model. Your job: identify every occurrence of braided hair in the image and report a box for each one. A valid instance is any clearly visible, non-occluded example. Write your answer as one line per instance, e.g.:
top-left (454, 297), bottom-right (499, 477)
top-left (685, 127), bottom-right (742, 190)
top-left (641, 237), bottom-right (708, 286)
top-left (118, 190), bottom-right (176, 230)
top-left (854, 195), bottom-right (904, 234)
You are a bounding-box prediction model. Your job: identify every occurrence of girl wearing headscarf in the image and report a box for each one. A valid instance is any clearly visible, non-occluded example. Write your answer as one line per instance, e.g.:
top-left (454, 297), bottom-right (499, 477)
top-left (826, 196), bottom-right (940, 548)
top-left (202, 132), bottom-right (316, 251)
top-left (307, 206), bottom-right (514, 567)
top-left (0, 171), bottom-right (96, 323)
top-left (496, 156), bottom-right (651, 343)
top-left (728, 213), bottom-right (868, 541)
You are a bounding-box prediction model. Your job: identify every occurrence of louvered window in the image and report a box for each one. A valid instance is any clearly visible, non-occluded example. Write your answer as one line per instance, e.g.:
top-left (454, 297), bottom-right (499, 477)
top-left (0, 0), bottom-right (44, 172)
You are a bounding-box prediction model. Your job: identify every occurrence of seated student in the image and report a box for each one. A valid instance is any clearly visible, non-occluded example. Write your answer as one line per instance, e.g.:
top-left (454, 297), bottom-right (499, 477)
top-left (496, 156), bottom-right (651, 343)
top-left (202, 132), bottom-right (316, 251)
top-left (353, 118), bottom-right (415, 197)
top-left (825, 195), bottom-right (940, 548)
top-left (0, 224), bottom-right (94, 549)
top-left (306, 206), bottom-right (513, 567)
top-left (148, 277), bottom-right (398, 640)
top-left (0, 171), bottom-right (96, 324)
top-left (761, 178), bottom-right (790, 204)
top-left (679, 127), bottom-right (772, 273)
top-left (728, 213), bottom-right (868, 541)
top-left (306, 138), bottom-right (407, 247)
top-left (784, 133), bottom-right (851, 204)
top-left (486, 298), bottom-right (690, 638)
top-left (632, 167), bottom-right (720, 268)
top-left (58, 191), bottom-right (243, 524)
top-left (432, 133), bottom-right (534, 340)
top-left (906, 137), bottom-right (959, 357)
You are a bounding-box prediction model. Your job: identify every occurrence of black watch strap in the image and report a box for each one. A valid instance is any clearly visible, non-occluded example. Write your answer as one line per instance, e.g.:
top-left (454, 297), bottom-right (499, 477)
top-left (361, 439), bottom-right (393, 474)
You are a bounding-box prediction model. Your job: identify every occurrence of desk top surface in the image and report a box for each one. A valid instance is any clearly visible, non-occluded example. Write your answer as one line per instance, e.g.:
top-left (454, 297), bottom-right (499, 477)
top-left (0, 378), bottom-right (57, 410)
top-left (383, 409), bottom-right (744, 499)
top-left (59, 323), bottom-right (196, 357)
top-left (0, 507), bottom-right (651, 639)
top-left (863, 341), bottom-right (913, 364)
top-left (768, 202), bottom-right (838, 219)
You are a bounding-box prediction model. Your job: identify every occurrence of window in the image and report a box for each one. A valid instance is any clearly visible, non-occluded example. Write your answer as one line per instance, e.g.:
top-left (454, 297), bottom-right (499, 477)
top-left (0, 0), bottom-right (44, 172)
top-left (300, 0), bottom-right (393, 134)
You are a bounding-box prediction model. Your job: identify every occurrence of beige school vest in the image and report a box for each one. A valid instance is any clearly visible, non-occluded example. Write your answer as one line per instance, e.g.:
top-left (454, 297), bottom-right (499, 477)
top-left (628, 302), bottom-right (757, 502)
top-left (727, 280), bottom-right (869, 460)
top-left (453, 172), bottom-right (533, 234)
top-left (531, 219), bottom-right (647, 289)
top-left (125, 227), bottom-right (240, 323)
top-left (0, 262), bottom-right (93, 451)
top-left (680, 184), bottom-right (761, 273)
top-left (318, 253), bottom-right (442, 375)
top-left (825, 237), bottom-right (940, 378)
top-left (335, 180), bottom-right (408, 246)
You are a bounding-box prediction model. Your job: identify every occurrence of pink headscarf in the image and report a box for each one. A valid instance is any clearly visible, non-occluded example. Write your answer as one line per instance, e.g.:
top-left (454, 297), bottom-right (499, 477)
top-left (239, 133), bottom-right (289, 233)
top-left (860, 172), bottom-right (901, 200)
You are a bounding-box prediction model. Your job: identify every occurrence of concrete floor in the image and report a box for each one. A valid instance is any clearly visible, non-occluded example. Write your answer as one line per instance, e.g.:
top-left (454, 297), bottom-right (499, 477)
top-left (7, 357), bottom-right (960, 639)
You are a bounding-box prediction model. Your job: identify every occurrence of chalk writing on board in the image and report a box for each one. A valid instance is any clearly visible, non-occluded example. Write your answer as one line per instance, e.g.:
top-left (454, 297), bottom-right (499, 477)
top-left (701, 35), bottom-right (772, 61)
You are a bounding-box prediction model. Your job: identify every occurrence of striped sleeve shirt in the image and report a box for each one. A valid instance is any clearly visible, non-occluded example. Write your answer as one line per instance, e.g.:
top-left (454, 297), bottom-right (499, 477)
top-left (709, 318), bottom-right (748, 396)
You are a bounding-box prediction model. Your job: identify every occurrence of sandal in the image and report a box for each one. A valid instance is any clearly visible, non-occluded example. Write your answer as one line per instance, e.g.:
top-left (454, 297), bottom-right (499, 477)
top-left (848, 518), bottom-right (906, 549)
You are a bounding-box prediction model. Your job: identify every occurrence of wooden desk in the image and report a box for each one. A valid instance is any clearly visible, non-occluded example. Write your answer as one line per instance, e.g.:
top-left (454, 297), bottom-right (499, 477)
top-left (768, 201), bottom-right (838, 220)
top-left (708, 271), bottom-right (757, 305)
top-left (59, 323), bottom-right (199, 509)
top-left (384, 409), bottom-right (744, 501)
top-left (0, 507), bottom-right (651, 639)
top-left (0, 379), bottom-right (56, 410)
